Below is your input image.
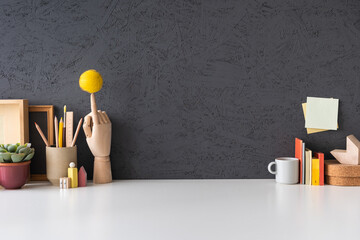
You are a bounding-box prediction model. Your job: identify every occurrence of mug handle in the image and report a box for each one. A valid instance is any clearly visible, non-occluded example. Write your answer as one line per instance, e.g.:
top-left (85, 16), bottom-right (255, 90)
top-left (268, 161), bottom-right (276, 174)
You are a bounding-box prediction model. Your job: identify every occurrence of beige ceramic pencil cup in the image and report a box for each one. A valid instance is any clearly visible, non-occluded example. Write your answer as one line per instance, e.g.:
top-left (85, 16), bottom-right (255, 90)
top-left (46, 146), bottom-right (77, 186)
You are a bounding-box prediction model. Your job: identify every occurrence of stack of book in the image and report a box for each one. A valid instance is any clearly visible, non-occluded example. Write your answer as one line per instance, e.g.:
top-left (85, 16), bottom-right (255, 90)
top-left (295, 138), bottom-right (324, 185)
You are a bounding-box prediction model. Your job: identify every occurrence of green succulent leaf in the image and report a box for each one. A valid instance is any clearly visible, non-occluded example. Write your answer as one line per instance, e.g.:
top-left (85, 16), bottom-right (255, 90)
top-left (0, 148), bottom-right (7, 153)
top-left (0, 156), bottom-right (4, 163)
top-left (16, 145), bottom-right (26, 153)
top-left (7, 144), bottom-right (17, 153)
top-left (23, 152), bottom-right (34, 161)
top-left (19, 147), bottom-right (30, 155)
top-left (11, 153), bottom-right (25, 163)
top-left (0, 153), bottom-right (11, 161)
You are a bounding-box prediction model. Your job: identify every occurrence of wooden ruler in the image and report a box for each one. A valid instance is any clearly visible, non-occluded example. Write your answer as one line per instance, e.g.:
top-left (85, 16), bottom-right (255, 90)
top-left (66, 111), bottom-right (73, 147)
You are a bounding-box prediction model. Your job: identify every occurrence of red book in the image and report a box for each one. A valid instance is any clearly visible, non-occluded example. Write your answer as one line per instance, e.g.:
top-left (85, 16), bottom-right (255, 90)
top-left (295, 138), bottom-right (303, 184)
top-left (314, 152), bottom-right (324, 185)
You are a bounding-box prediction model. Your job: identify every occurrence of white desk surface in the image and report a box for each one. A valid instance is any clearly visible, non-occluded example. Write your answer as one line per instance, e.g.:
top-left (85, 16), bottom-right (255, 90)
top-left (1, 179), bottom-right (360, 240)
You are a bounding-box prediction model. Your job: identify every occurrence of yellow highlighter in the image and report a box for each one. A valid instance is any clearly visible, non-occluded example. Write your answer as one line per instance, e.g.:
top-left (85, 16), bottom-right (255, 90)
top-left (59, 118), bottom-right (63, 148)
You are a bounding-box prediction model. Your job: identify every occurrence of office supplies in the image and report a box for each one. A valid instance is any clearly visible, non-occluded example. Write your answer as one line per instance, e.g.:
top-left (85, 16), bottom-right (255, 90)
top-left (46, 146), bottom-right (77, 185)
top-left (314, 152), bottom-right (325, 185)
top-left (305, 149), bottom-right (312, 185)
top-left (330, 135), bottom-right (360, 165)
top-left (59, 118), bottom-right (63, 148)
top-left (312, 158), bottom-right (320, 185)
top-left (68, 162), bottom-right (78, 188)
top-left (295, 138), bottom-right (303, 183)
top-left (267, 157), bottom-right (299, 184)
top-left (325, 160), bottom-right (360, 186)
top-left (54, 116), bottom-right (59, 148)
top-left (302, 142), bottom-right (305, 184)
top-left (59, 177), bottom-right (70, 189)
top-left (78, 166), bottom-right (87, 187)
top-left (65, 111), bottom-right (73, 147)
top-left (305, 97), bottom-right (339, 130)
top-left (0, 99), bottom-right (29, 144)
top-left (71, 118), bottom-right (83, 147)
top-left (302, 103), bottom-right (339, 134)
top-left (63, 105), bottom-right (66, 146)
top-left (34, 122), bottom-right (49, 146)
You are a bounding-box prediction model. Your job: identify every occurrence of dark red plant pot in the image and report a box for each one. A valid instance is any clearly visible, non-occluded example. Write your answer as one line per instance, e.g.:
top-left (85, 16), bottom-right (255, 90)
top-left (0, 161), bottom-right (31, 189)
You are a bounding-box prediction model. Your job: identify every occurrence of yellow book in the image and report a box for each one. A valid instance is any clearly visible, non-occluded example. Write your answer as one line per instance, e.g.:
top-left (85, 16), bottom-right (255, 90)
top-left (312, 158), bottom-right (320, 185)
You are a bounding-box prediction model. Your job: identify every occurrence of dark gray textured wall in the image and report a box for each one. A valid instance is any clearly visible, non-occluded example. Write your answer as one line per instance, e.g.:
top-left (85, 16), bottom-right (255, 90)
top-left (0, 0), bottom-right (359, 179)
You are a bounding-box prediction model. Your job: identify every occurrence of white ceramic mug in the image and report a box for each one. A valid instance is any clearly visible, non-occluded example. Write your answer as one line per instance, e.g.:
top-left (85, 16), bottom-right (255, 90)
top-left (268, 157), bottom-right (299, 184)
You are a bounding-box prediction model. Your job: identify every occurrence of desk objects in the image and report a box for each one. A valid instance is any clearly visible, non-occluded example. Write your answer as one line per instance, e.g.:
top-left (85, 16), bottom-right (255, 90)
top-left (46, 146), bottom-right (77, 186)
top-left (59, 177), bottom-right (70, 189)
top-left (325, 160), bottom-right (360, 186)
top-left (294, 138), bottom-right (324, 185)
top-left (54, 116), bottom-right (59, 147)
top-left (29, 105), bottom-right (54, 181)
top-left (304, 97), bottom-right (339, 131)
top-left (71, 118), bottom-right (83, 147)
top-left (0, 99), bottom-right (29, 144)
top-left (80, 69), bottom-right (112, 184)
top-left (63, 105), bottom-right (66, 146)
top-left (78, 166), bottom-right (87, 187)
top-left (330, 135), bottom-right (360, 165)
top-left (267, 157), bottom-right (299, 184)
top-left (34, 122), bottom-right (49, 147)
top-left (0, 143), bottom-right (35, 189)
top-left (305, 149), bottom-right (312, 185)
top-left (302, 103), bottom-right (339, 134)
top-left (58, 118), bottom-right (63, 148)
top-left (65, 111), bottom-right (73, 147)
top-left (68, 162), bottom-right (78, 188)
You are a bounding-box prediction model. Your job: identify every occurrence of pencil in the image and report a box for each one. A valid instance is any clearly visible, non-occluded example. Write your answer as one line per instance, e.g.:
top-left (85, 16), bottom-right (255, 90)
top-left (59, 118), bottom-right (63, 148)
top-left (63, 105), bottom-right (66, 145)
top-left (71, 118), bottom-right (83, 147)
top-left (34, 122), bottom-right (49, 147)
top-left (54, 116), bottom-right (59, 148)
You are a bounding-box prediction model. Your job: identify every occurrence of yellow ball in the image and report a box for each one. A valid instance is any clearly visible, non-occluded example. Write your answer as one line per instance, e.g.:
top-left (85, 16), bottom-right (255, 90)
top-left (79, 69), bottom-right (103, 93)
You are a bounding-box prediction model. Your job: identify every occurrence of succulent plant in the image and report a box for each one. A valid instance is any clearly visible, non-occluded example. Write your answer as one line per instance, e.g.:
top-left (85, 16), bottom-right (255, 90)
top-left (0, 143), bottom-right (35, 163)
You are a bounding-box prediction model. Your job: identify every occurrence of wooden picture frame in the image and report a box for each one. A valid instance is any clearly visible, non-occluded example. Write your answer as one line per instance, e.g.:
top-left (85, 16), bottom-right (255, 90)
top-left (29, 105), bottom-right (54, 181)
top-left (0, 99), bottom-right (29, 144)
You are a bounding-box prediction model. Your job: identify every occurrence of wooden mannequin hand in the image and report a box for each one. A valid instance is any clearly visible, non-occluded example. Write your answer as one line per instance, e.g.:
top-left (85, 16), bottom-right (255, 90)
top-left (83, 93), bottom-right (112, 157)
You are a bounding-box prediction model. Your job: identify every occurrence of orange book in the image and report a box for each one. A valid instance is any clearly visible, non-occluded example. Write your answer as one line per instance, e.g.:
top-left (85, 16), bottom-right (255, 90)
top-left (314, 152), bottom-right (324, 185)
top-left (295, 138), bottom-right (303, 184)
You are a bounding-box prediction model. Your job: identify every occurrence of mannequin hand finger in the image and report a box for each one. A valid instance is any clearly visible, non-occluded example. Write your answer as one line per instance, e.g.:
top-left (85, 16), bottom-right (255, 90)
top-left (83, 115), bottom-right (92, 138)
top-left (90, 93), bottom-right (99, 125)
top-left (97, 110), bottom-right (106, 124)
top-left (102, 111), bottom-right (110, 123)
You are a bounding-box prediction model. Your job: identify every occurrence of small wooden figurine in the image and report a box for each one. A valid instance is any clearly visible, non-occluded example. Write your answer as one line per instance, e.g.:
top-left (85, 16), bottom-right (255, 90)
top-left (79, 70), bottom-right (112, 184)
top-left (331, 135), bottom-right (360, 165)
top-left (78, 166), bottom-right (87, 187)
top-left (68, 162), bottom-right (78, 188)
